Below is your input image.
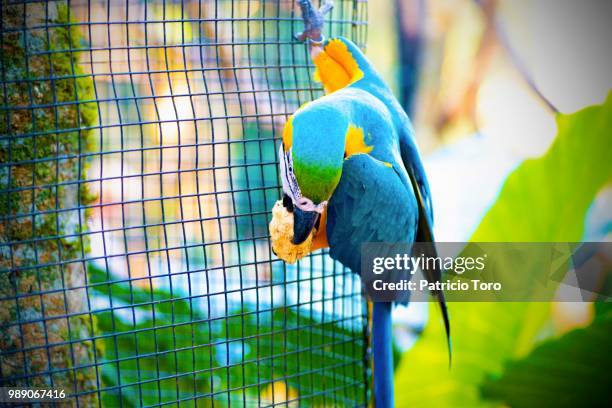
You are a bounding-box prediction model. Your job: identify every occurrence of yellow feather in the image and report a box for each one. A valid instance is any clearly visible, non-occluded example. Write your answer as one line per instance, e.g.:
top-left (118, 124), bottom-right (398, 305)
top-left (313, 39), bottom-right (364, 94)
top-left (344, 125), bottom-right (373, 157)
top-left (282, 116), bottom-right (293, 150)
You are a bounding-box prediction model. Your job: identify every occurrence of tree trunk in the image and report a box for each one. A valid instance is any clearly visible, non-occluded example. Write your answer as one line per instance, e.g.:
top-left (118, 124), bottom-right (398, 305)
top-left (0, 3), bottom-right (98, 405)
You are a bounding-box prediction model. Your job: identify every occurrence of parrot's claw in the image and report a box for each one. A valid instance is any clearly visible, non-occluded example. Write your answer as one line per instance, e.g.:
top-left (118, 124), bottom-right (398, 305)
top-left (294, 0), bottom-right (334, 45)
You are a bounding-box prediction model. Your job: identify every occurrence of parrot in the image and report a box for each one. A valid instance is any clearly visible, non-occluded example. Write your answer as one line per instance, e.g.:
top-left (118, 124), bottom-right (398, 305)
top-left (271, 36), bottom-right (450, 407)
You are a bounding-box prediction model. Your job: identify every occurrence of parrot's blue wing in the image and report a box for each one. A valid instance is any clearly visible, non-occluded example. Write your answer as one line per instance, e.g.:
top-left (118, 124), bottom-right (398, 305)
top-left (326, 153), bottom-right (418, 301)
top-left (399, 124), bottom-right (434, 225)
top-left (400, 129), bottom-right (452, 362)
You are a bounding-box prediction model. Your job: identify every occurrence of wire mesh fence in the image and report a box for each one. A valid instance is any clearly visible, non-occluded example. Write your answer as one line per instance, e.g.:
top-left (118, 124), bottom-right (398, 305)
top-left (0, 0), bottom-right (369, 406)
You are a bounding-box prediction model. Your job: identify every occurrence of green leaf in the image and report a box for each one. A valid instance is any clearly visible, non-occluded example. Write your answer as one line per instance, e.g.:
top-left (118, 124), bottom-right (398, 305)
top-left (471, 93), bottom-right (612, 242)
top-left (395, 94), bottom-right (612, 407)
top-left (396, 302), bottom-right (551, 407)
top-left (593, 300), bottom-right (612, 319)
top-left (480, 312), bottom-right (612, 407)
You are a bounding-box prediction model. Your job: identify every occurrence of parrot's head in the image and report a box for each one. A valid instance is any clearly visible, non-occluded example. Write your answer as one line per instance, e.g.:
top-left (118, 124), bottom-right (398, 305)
top-left (279, 103), bottom-right (348, 244)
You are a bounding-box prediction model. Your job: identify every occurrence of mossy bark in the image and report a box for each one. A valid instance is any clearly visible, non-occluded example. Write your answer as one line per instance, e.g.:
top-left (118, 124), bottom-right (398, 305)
top-left (0, 3), bottom-right (98, 404)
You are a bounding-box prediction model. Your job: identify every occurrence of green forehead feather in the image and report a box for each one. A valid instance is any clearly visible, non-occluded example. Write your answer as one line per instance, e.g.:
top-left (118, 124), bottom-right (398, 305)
top-left (291, 103), bottom-right (347, 203)
top-left (293, 161), bottom-right (342, 203)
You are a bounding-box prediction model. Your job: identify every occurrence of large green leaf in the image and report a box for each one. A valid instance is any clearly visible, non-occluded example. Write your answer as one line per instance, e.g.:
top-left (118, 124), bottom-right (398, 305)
top-left (480, 305), bottom-right (612, 407)
top-left (471, 94), bottom-right (612, 242)
top-left (395, 93), bottom-right (612, 407)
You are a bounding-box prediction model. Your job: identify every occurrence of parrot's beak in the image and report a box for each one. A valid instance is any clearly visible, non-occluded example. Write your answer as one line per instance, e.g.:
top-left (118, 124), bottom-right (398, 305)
top-left (292, 207), bottom-right (320, 244)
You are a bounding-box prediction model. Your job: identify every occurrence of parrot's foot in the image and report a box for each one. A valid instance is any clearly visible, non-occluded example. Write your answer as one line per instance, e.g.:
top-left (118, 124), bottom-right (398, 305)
top-left (269, 200), bottom-right (314, 264)
top-left (294, 0), bottom-right (334, 45)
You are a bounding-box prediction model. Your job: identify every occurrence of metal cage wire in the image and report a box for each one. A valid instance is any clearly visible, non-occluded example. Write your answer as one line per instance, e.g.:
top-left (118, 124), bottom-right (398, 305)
top-left (0, 0), bottom-right (369, 406)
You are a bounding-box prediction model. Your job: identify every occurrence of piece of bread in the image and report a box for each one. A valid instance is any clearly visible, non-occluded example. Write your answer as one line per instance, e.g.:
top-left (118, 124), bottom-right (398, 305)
top-left (269, 200), bottom-right (313, 263)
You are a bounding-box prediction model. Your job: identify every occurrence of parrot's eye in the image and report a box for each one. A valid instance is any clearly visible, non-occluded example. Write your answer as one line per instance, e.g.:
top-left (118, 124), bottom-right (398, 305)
top-left (282, 194), bottom-right (294, 212)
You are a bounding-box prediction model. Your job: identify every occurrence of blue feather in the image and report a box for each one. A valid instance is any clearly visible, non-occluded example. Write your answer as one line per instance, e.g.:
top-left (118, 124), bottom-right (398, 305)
top-left (326, 154), bottom-right (418, 304)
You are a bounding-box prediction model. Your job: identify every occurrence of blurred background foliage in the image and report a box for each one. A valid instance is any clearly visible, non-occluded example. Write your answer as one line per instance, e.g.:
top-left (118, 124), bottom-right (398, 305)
top-left (367, 0), bottom-right (612, 406)
top-left (89, 262), bottom-right (363, 407)
top-left (395, 96), bottom-right (612, 406)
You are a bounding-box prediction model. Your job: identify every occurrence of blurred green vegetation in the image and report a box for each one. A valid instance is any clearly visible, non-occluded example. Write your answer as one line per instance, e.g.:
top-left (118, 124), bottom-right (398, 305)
top-left (481, 302), bottom-right (612, 408)
top-left (89, 264), bottom-right (364, 407)
top-left (395, 94), bottom-right (612, 407)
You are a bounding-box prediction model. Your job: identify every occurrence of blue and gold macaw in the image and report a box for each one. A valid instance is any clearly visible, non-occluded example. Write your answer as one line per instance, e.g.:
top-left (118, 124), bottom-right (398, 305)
top-left (277, 37), bottom-right (450, 407)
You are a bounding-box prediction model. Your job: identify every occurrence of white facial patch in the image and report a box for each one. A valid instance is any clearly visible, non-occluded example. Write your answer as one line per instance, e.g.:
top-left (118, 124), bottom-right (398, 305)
top-left (278, 144), bottom-right (327, 214)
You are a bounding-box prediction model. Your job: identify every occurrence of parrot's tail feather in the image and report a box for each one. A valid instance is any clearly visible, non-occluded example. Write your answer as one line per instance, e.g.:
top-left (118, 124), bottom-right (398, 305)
top-left (437, 289), bottom-right (452, 367)
top-left (372, 302), bottom-right (394, 408)
top-left (417, 244), bottom-right (452, 366)
top-left (408, 170), bottom-right (452, 366)
top-left (423, 249), bottom-right (452, 367)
